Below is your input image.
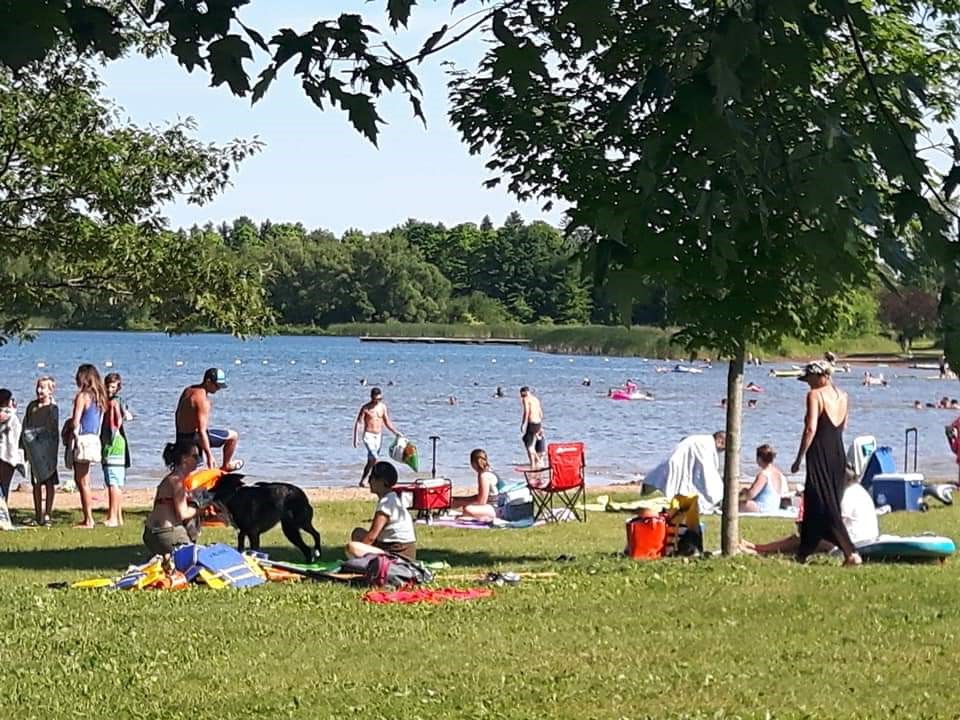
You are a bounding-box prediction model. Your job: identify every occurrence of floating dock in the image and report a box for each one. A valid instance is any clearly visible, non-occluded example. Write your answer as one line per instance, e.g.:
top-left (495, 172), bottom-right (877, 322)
top-left (359, 336), bottom-right (529, 346)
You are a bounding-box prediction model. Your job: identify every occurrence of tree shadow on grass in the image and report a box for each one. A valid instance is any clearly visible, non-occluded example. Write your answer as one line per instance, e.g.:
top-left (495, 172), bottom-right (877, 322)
top-left (0, 545), bottom-right (149, 573)
top-left (245, 540), bottom-right (547, 568)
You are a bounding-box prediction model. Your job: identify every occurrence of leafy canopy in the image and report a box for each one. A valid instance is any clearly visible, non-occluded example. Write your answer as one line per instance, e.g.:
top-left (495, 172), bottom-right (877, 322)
top-left (0, 53), bottom-right (270, 342)
top-left (449, 0), bottom-right (960, 358)
top-left (0, 0), bottom-right (482, 145)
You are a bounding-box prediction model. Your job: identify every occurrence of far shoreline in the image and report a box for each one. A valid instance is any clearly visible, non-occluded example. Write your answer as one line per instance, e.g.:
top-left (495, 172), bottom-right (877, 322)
top-left (21, 322), bottom-right (930, 364)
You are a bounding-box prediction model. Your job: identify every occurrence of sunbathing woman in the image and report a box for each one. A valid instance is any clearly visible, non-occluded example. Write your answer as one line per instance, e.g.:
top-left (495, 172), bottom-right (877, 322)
top-left (143, 440), bottom-right (200, 557)
top-left (453, 448), bottom-right (504, 521)
top-left (739, 444), bottom-right (787, 513)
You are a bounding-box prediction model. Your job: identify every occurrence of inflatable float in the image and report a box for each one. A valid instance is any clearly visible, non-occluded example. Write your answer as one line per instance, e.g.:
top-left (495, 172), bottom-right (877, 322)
top-left (857, 534), bottom-right (956, 562)
top-left (769, 369), bottom-right (803, 378)
top-left (610, 389), bottom-right (653, 401)
top-left (672, 365), bottom-right (703, 374)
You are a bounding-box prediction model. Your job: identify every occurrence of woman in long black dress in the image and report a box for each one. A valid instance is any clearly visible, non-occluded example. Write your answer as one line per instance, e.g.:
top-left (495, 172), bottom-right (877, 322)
top-left (790, 361), bottom-right (862, 566)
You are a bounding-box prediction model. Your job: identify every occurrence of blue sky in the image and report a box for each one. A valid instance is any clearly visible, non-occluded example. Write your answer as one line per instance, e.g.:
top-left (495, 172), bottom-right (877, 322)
top-left (100, 1), bottom-right (955, 236)
top-left (100, 1), bottom-right (564, 235)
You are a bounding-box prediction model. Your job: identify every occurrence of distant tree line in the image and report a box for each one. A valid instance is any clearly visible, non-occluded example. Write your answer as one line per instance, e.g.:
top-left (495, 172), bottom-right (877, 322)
top-left (34, 212), bottom-right (622, 329)
top-left (30, 210), bottom-right (941, 343)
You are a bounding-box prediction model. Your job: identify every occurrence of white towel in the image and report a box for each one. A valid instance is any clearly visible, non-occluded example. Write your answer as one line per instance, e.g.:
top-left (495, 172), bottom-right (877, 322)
top-left (643, 434), bottom-right (723, 514)
top-left (0, 408), bottom-right (25, 477)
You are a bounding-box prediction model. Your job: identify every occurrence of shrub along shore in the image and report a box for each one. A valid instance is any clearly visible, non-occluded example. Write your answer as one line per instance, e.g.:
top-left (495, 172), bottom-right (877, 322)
top-left (28, 321), bottom-right (911, 360)
top-left (322, 323), bottom-right (906, 360)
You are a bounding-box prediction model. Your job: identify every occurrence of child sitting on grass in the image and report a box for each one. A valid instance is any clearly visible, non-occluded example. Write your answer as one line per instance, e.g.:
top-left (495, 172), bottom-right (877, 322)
top-left (346, 460), bottom-right (417, 560)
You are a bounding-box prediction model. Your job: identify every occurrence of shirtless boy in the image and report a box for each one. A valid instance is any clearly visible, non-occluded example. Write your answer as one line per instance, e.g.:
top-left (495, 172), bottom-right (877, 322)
top-left (353, 387), bottom-right (401, 487)
top-left (520, 386), bottom-right (545, 468)
top-left (174, 368), bottom-right (243, 471)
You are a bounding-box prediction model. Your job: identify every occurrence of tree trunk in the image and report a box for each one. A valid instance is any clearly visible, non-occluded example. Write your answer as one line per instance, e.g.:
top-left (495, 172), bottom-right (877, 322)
top-left (721, 347), bottom-right (746, 556)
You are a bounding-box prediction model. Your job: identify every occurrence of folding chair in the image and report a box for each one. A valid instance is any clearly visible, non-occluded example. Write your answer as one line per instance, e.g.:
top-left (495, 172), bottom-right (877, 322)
top-left (522, 442), bottom-right (587, 522)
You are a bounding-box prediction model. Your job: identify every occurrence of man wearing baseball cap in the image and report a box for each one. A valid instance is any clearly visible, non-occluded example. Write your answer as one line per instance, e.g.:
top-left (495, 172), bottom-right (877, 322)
top-left (174, 368), bottom-right (243, 471)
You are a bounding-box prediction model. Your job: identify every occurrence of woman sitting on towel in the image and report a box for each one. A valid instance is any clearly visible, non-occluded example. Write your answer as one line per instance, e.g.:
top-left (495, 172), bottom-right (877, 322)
top-left (452, 448), bottom-right (504, 521)
top-left (739, 444), bottom-right (787, 513)
top-left (740, 474), bottom-right (879, 556)
top-left (346, 461), bottom-right (417, 560)
top-left (143, 440), bottom-right (200, 557)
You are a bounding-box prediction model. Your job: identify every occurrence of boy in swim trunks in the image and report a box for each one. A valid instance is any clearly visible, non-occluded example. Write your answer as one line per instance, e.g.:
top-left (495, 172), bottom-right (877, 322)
top-left (520, 386), bottom-right (545, 468)
top-left (353, 387), bottom-right (401, 487)
top-left (174, 368), bottom-right (243, 472)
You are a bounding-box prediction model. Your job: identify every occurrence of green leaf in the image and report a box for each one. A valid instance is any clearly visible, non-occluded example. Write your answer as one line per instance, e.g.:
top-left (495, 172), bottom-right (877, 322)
top-left (409, 95), bottom-right (426, 126)
top-left (0, 0), bottom-right (67, 70)
top-left (64, 4), bottom-right (122, 58)
top-left (207, 34), bottom-right (252, 95)
top-left (171, 38), bottom-right (205, 72)
top-left (340, 92), bottom-right (383, 146)
top-left (419, 24), bottom-right (447, 60)
top-left (492, 9), bottom-right (517, 47)
top-left (239, 21), bottom-right (269, 52)
top-left (387, 0), bottom-right (416, 29)
top-left (708, 56), bottom-right (741, 104)
top-left (251, 66), bottom-right (276, 104)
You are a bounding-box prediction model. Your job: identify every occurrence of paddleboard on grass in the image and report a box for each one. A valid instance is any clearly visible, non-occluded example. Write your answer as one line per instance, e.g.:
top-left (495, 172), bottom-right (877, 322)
top-left (857, 535), bottom-right (956, 561)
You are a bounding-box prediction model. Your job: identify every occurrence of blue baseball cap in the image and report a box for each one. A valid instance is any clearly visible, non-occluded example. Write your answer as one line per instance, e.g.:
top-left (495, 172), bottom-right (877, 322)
top-left (203, 367), bottom-right (228, 388)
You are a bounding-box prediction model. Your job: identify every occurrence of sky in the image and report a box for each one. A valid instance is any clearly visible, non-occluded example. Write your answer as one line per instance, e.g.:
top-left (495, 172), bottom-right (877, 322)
top-left (99, 1), bottom-right (565, 236)
top-left (99, 1), bottom-right (957, 237)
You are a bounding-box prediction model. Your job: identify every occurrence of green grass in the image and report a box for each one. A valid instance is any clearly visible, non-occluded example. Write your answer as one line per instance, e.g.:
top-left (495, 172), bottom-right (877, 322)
top-left (759, 334), bottom-right (902, 359)
top-left (531, 325), bottom-right (904, 359)
top-left (529, 325), bottom-right (679, 357)
top-left (1, 499), bottom-right (958, 719)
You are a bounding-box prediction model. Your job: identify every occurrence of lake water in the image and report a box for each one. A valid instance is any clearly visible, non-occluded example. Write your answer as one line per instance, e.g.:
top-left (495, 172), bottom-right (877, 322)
top-left (0, 331), bottom-right (957, 488)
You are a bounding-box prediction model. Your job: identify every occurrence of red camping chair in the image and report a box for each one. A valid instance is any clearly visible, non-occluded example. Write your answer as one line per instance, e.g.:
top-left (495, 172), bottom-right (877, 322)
top-left (522, 442), bottom-right (587, 523)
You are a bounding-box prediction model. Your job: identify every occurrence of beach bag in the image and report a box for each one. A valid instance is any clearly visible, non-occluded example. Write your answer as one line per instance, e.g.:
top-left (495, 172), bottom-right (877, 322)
top-left (363, 554), bottom-right (433, 589)
top-left (389, 436), bottom-right (420, 471)
top-left (74, 433), bottom-right (102, 464)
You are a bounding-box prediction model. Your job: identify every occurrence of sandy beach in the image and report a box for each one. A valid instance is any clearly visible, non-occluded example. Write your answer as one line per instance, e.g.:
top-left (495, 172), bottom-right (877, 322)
top-left (2, 481), bottom-right (642, 512)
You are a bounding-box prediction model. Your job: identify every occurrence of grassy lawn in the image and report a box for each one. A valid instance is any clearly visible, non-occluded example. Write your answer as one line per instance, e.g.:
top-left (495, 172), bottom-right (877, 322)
top-left (1, 498), bottom-right (958, 719)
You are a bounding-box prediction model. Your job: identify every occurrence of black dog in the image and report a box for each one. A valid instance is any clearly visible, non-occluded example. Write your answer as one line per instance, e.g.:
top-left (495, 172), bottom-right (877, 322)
top-left (211, 473), bottom-right (322, 562)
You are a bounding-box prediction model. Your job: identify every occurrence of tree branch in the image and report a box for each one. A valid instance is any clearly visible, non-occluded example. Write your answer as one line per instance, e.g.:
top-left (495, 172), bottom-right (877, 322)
top-left (121, 0), bottom-right (159, 27)
top-left (843, 12), bottom-right (960, 224)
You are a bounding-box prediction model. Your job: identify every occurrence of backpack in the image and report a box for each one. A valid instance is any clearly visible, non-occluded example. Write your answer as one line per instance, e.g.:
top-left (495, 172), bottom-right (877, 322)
top-left (361, 553), bottom-right (433, 588)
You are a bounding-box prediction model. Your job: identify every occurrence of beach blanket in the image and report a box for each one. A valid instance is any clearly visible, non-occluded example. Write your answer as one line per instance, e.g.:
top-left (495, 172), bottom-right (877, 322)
top-left (586, 495), bottom-right (670, 513)
top-left (736, 507), bottom-right (800, 520)
top-left (363, 587), bottom-right (493, 605)
top-left (416, 515), bottom-right (542, 530)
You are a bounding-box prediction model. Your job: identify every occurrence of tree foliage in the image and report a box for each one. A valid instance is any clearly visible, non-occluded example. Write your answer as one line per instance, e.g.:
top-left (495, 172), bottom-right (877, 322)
top-left (0, 53), bottom-right (269, 342)
top-left (879, 287), bottom-right (939, 351)
top-left (448, 0), bottom-right (960, 553)
top-left (0, 0), bottom-right (461, 145)
top-left (64, 214), bottom-right (595, 329)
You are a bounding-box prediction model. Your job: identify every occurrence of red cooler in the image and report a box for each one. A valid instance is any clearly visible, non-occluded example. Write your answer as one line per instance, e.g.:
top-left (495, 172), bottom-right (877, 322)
top-left (626, 514), bottom-right (667, 559)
